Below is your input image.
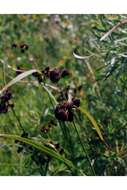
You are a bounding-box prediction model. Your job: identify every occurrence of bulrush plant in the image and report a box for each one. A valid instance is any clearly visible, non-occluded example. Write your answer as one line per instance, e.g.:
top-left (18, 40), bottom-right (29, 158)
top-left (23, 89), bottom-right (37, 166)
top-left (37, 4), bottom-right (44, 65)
top-left (0, 63), bottom-right (104, 176)
top-left (0, 15), bottom-right (127, 176)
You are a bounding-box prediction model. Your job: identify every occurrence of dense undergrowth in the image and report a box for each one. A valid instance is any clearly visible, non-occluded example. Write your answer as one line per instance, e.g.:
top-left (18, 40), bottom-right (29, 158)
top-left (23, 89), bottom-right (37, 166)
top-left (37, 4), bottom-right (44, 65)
top-left (0, 15), bottom-right (127, 176)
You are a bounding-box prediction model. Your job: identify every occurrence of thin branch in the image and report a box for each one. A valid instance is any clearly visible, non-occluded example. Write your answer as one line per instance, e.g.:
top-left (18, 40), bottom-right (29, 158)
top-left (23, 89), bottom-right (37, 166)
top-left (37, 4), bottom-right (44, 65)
top-left (100, 19), bottom-right (127, 41)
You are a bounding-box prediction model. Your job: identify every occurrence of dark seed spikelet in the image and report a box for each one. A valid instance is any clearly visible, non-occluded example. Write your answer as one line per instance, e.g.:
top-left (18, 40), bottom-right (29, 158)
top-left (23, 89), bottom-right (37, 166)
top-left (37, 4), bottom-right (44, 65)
top-left (0, 90), bottom-right (13, 114)
top-left (72, 98), bottom-right (80, 107)
top-left (42, 67), bottom-right (70, 83)
top-left (54, 98), bottom-right (80, 122)
top-left (49, 68), bottom-right (61, 83)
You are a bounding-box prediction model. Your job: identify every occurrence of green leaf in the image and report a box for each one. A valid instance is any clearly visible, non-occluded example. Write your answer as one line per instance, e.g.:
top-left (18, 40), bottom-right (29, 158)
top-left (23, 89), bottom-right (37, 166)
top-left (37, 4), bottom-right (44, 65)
top-left (42, 85), bottom-right (58, 105)
top-left (0, 69), bottom-right (38, 95)
top-left (0, 133), bottom-right (75, 169)
top-left (79, 107), bottom-right (105, 142)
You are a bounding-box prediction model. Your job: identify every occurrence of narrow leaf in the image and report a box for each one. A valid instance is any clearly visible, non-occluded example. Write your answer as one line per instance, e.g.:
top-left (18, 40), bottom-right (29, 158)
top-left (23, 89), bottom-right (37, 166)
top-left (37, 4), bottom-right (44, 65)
top-left (0, 69), bottom-right (37, 95)
top-left (0, 133), bottom-right (75, 169)
top-left (79, 107), bottom-right (105, 142)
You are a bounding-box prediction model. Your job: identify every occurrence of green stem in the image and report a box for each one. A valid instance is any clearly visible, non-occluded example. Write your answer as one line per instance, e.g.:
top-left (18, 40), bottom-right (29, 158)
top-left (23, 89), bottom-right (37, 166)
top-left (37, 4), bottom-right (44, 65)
top-left (43, 159), bottom-right (50, 176)
top-left (2, 60), bottom-right (6, 85)
top-left (41, 84), bottom-right (78, 175)
top-left (11, 108), bottom-right (25, 133)
top-left (73, 121), bottom-right (96, 176)
top-left (62, 122), bottom-right (75, 162)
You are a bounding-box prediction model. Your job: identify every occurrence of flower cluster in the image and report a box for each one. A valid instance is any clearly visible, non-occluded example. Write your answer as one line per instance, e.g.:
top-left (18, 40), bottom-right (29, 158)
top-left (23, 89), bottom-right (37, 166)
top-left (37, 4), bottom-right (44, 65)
top-left (42, 67), bottom-right (69, 83)
top-left (0, 90), bottom-right (14, 114)
top-left (55, 98), bottom-right (80, 122)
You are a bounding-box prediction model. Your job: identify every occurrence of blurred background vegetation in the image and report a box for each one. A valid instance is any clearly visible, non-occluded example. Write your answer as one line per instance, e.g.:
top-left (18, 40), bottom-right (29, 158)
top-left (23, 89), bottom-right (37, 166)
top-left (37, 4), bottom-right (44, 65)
top-left (0, 15), bottom-right (127, 176)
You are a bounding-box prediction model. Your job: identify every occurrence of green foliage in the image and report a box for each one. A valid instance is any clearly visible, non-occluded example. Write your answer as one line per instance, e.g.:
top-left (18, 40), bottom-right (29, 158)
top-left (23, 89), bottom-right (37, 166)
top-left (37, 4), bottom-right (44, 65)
top-left (0, 15), bottom-right (127, 176)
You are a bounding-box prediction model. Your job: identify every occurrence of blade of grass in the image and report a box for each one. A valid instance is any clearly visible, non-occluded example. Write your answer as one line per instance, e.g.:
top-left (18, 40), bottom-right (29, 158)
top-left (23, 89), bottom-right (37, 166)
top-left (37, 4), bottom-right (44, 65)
top-left (0, 69), bottom-right (38, 95)
top-left (78, 107), bottom-right (105, 142)
top-left (0, 133), bottom-right (75, 170)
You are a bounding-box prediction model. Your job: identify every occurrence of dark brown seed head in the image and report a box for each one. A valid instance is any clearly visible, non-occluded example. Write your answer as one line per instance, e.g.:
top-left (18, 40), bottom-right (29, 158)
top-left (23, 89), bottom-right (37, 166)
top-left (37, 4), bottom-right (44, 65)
top-left (61, 69), bottom-right (70, 78)
top-left (1, 90), bottom-right (12, 102)
top-left (49, 68), bottom-right (61, 83)
top-left (65, 102), bottom-right (73, 109)
top-left (72, 98), bottom-right (80, 107)
top-left (55, 107), bottom-right (68, 121)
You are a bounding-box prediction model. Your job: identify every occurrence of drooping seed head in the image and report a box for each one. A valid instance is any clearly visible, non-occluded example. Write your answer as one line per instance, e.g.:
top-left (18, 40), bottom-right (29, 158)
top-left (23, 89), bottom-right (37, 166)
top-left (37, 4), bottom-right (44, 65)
top-left (49, 68), bottom-right (61, 83)
top-left (55, 106), bottom-right (68, 121)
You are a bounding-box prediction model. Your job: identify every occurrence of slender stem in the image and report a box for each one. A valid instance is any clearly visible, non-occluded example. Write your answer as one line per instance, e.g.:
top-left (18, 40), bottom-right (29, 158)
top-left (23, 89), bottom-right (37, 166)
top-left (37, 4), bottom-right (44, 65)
top-left (42, 84), bottom-right (57, 105)
top-left (42, 84), bottom-right (78, 174)
top-left (63, 122), bottom-right (75, 161)
top-left (43, 159), bottom-right (50, 176)
top-left (58, 122), bottom-right (78, 175)
top-left (73, 121), bottom-right (96, 176)
top-left (60, 122), bottom-right (75, 163)
top-left (2, 60), bottom-right (6, 85)
top-left (11, 108), bottom-right (25, 133)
